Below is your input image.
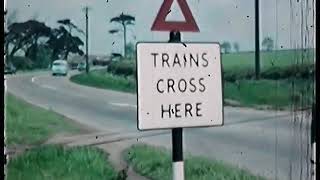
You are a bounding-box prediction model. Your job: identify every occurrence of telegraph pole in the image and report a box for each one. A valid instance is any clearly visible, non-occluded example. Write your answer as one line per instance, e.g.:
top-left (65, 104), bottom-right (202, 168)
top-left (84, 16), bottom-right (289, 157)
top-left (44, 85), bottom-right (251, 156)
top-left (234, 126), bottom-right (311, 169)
top-left (255, 0), bottom-right (260, 79)
top-left (313, 1), bottom-right (318, 179)
top-left (84, 6), bottom-right (90, 73)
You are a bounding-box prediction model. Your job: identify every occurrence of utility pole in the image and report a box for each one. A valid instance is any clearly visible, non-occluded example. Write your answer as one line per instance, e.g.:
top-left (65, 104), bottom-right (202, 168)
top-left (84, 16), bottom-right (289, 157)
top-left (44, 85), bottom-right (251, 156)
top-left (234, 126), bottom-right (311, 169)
top-left (4, 9), bottom-right (8, 65)
top-left (313, 1), bottom-right (318, 179)
top-left (255, 0), bottom-right (260, 79)
top-left (84, 6), bottom-right (90, 73)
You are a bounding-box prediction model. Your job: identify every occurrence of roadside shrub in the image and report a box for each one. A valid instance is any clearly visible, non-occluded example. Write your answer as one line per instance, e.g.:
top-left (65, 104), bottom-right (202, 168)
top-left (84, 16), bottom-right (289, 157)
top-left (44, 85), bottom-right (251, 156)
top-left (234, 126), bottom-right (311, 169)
top-left (33, 47), bottom-right (52, 69)
top-left (223, 68), bottom-right (255, 82)
top-left (10, 56), bottom-right (34, 70)
top-left (260, 67), bottom-right (284, 80)
top-left (107, 60), bottom-right (136, 77)
top-left (93, 59), bottom-right (111, 66)
top-left (223, 64), bottom-right (314, 82)
top-left (261, 64), bottom-right (314, 79)
top-left (8, 47), bottom-right (52, 71)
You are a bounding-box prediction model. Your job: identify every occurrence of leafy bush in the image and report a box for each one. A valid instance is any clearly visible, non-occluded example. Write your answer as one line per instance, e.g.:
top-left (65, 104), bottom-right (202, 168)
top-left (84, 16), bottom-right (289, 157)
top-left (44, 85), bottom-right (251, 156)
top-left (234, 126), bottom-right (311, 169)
top-left (8, 47), bottom-right (52, 71)
top-left (32, 46), bottom-right (52, 69)
top-left (223, 68), bottom-right (255, 82)
top-left (92, 59), bottom-right (111, 66)
top-left (10, 56), bottom-right (34, 70)
top-left (107, 60), bottom-right (136, 77)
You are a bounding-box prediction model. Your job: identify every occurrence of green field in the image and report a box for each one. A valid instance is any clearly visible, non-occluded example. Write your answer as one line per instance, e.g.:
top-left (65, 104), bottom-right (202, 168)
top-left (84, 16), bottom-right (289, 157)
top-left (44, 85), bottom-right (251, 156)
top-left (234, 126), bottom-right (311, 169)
top-left (124, 144), bottom-right (265, 180)
top-left (5, 93), bottom-right (82, 146)
top-left (222, 49), bottom-right (314, 70)
top-left (224, 79), bottom-right (314, 108)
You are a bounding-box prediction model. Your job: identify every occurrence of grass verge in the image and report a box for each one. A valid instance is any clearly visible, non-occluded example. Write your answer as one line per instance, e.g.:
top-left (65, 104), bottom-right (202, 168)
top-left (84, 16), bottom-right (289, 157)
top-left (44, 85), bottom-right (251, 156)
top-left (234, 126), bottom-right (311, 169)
top-left (124, 144), bottom-right (266, 180)
top-left (5, 93), bottom-right (119, 180)
top-left (224, 79), bottom-right (314, 109)
top-left (6, 145), bottom-right (118, 180)
top-left (5, 93), bottom-right (82, 146)
top-left (70, 69), bottom-right (136, 93)
top-left (71, 69), bottom-right (313, 109)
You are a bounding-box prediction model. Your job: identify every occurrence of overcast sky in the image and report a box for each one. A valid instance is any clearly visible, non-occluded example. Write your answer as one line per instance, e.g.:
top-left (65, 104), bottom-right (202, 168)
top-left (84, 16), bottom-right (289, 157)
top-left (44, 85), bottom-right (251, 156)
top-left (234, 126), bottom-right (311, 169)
top-left (6, 0), bottom-right (315, 55)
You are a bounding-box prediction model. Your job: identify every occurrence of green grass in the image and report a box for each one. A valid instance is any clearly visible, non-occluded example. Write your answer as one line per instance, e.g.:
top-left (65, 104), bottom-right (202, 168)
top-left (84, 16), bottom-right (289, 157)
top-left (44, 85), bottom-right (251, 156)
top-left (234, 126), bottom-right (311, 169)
top-left (70, 49), bottom-right (315, 109)
top-left (70, 69), bottom-right (313, 109)
top-left (6, 145), bottom-right (118, 180)
top-left (124, 144), bottom-right (266, 180)
top-left (222, 49), bottom-right (314, 71)
top-left (224, 79), bottom-right (314, 108)
top-left (5, 93), bottom-right (81, 146)
top-left (5, 94), bottom-right (119, 180)
top-left (70, 69), bottom-right (136, 93)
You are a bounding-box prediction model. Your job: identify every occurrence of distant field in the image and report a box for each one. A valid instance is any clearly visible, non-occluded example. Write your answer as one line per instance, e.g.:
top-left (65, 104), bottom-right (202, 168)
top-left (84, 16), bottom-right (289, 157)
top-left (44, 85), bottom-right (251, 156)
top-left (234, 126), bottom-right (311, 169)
top-left (222, 49), bottom-right (315, 70)
top-left (224, 79), bottom-right (314, 109)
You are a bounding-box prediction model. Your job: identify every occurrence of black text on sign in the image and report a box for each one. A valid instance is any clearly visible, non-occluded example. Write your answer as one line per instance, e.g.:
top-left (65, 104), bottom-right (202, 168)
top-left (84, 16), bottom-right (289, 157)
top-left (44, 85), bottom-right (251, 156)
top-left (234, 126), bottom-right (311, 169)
top-left (137, 43), bottom-right (223, 130)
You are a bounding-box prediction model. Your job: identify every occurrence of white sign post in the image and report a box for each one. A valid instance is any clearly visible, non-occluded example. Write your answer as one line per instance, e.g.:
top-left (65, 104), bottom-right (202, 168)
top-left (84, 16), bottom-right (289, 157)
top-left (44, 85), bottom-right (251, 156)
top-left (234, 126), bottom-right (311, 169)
top-left (137, 42), bottom-right (224, 130)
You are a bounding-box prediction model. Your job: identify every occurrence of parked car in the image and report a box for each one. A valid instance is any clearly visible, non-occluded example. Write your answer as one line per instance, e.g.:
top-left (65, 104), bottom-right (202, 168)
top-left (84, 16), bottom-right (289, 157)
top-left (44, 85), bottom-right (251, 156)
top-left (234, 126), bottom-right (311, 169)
top-left (52, 60), bottom-right (68, 76)
top-left (77, 62), bottom-right (87, 71)
top-left (69, 62), bottom-right (78, 70)
top-left (4, 64), bottom-right (16, 75)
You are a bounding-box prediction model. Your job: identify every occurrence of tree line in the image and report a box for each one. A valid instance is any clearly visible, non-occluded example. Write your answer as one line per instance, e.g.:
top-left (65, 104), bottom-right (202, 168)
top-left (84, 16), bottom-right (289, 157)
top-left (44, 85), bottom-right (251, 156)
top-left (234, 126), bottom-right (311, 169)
top-left (220, 37), bottom-right (274, 54)
top-left (4, 10), bottom-right (275, 69)
top-left (4, 17), bottom-right (85, 68)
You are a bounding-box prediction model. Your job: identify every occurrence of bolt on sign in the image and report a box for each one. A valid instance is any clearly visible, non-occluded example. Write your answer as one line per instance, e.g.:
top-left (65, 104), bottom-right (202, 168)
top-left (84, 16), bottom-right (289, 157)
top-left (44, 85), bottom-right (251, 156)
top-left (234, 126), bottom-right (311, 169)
top-left (137, 43), bottom-right (223, 130)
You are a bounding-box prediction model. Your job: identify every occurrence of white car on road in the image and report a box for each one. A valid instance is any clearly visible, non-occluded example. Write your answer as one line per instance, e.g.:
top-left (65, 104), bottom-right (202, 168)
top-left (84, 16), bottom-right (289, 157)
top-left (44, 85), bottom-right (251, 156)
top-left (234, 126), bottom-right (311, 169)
top-left (52, 60), bottom-right (68, 76)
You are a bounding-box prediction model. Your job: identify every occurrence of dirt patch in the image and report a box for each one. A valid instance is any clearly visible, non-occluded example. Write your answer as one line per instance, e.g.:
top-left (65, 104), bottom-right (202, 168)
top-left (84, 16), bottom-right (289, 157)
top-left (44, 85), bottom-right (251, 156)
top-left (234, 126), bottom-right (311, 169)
top-left (5, 144), bottom-right (36, 159)
top-left (46, 131), bottom-right (150, 180)
top-left (97, 141), bottom-right (149, 180)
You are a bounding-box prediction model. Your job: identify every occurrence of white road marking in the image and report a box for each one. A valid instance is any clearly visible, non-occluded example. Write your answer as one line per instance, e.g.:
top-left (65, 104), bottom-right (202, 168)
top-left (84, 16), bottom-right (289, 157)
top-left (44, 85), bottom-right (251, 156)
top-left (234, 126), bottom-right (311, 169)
top-left (31, 77), bottom-right (36, 82)
top-left (41, 85), bottom-right (57, 90)
top-left (31, 75), bottom-right (57, 90)
top-left (110, 103), bottom-right (137, 108)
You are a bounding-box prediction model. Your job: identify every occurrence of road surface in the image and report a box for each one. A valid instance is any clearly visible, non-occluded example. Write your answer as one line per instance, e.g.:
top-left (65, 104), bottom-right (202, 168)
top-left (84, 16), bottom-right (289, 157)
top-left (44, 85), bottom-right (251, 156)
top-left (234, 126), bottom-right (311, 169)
top-left (5, 70), bottom-right (313, 180)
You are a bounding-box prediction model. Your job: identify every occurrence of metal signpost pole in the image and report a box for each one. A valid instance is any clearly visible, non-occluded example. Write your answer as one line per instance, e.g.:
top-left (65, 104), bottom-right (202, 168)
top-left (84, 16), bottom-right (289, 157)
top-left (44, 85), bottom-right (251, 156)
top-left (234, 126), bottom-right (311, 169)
top-left (172, 128), bottom-right (184, 180)
top-left (168, 31), bottom-right (184, 180)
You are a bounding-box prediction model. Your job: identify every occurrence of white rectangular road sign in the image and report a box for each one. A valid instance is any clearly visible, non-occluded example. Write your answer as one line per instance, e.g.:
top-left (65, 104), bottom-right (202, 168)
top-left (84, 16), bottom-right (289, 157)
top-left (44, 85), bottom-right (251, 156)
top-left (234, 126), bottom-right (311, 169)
top-left (136, 42), bottom-right (223, 130)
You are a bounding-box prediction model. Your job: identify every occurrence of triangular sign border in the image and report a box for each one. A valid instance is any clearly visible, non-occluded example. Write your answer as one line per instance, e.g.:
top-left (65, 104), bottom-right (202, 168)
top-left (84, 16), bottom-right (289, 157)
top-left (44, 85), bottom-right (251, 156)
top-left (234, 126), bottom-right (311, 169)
top-left (151, 0), bottom-right (200, 32)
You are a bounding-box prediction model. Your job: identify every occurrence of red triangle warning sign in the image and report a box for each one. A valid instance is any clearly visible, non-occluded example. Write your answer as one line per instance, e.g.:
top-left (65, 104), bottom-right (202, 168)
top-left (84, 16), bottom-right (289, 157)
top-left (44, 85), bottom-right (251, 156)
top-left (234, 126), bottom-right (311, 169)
top-left (151, 0), bottom-right (200, 32)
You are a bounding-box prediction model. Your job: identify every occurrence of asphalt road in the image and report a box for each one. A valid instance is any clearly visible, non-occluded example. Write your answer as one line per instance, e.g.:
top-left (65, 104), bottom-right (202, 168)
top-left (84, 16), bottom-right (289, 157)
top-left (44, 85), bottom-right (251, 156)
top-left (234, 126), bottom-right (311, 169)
top-left (5, 70), bottom-right (313, 180)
